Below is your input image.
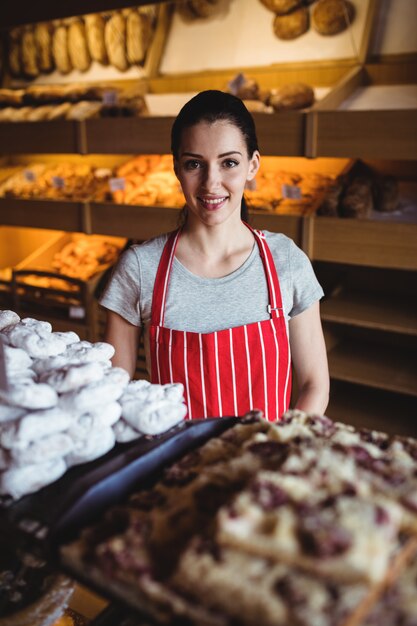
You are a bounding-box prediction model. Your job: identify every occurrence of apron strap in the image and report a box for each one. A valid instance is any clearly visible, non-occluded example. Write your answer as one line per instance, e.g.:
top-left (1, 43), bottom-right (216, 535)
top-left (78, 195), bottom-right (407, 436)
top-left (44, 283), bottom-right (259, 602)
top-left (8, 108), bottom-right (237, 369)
top-left (151, 229), bottom-right (181, 327)
top-left (243, 222), bottom-right (284, 319)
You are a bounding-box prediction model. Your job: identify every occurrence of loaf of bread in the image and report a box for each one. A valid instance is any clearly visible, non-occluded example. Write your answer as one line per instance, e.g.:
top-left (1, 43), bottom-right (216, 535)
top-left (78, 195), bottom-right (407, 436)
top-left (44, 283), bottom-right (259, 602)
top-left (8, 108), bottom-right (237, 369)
top-left (0, 88), bottom-right (24, 107)
top-left (340, 176), bottom-right (374, 218)
top-left (126, 9), bottom-right (146, 64)
top-left (375, 175), bottom-right (399, 213)
top-left (105, 12), bottom-right (129, 71)
top-left (34, 22), bottom-right (54, 72)
top-left (84, 13), bottom-right (108, 64)
top-left (21, 26), bottom-right (39, 78)
top-left (312, 0), bottom-right (355, 35)
top-left (273, 6), bottom-right (309, 39)
top-left (52, 23), bottom-right (72, 74)
top-left (269, 82), bottom-right (315, 110)
top-left (8, 28), bottom-right (22, 77)
top-left (68, 19), bottom-right (91, 72)
top-left (260, 0), bottom-right (302, 14)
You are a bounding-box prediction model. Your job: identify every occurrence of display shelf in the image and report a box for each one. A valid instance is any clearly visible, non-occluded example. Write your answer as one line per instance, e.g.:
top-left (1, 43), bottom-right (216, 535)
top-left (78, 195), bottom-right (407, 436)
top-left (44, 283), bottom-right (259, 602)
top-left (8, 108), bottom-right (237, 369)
top-left (87, 202), bottom-right (180, 239)
top-left (321, 289), bottom-right (417, 336)
top-left (327, 340), bottom-right (417, 398)
top-left (84, 117), bottom-right (173, 154)
top-left (0, 121), bottom-right (80, 154)
top-left (307, 62), bottom-right (417, 159)
top-left (326, 380), bottom-right (417, 437)
top-left (310, 216), bottom-right (417, 270)
top-left (0, 198), bottom-right (86, 231)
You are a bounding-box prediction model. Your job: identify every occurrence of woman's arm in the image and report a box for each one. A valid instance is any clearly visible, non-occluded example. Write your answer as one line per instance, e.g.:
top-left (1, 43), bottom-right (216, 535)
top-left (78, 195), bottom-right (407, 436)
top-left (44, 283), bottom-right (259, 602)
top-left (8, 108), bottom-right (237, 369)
top-left (289, 301), bottom-right (329, 415)
top-left (104, 310), bottom-right (141, 379)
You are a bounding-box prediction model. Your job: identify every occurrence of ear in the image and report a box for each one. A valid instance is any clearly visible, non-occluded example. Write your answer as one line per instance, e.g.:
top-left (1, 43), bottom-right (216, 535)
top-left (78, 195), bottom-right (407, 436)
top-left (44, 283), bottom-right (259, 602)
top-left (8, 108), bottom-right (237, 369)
top-left (247, 151), bottom-right (260, 182)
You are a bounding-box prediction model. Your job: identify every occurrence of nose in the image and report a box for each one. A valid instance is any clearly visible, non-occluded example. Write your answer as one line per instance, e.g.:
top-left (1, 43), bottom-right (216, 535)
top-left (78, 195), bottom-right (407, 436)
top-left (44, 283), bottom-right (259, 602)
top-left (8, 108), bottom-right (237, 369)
top-left (201, 163), bottom-right (221, 190)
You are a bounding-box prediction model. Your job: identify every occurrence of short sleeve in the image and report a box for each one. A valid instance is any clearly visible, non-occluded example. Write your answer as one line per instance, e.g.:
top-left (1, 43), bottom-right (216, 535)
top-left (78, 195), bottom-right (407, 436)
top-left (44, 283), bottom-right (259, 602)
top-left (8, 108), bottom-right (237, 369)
top-left (288, 239), bottom-right (324, 318)
top-left (99, 246), bottom-right (142, 326)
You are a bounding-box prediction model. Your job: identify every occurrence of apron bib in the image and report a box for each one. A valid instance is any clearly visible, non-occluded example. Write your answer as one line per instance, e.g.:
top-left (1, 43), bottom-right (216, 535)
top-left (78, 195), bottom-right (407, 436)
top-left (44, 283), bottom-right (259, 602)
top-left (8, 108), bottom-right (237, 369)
top-left (149, 225), bottom-right (291, 421)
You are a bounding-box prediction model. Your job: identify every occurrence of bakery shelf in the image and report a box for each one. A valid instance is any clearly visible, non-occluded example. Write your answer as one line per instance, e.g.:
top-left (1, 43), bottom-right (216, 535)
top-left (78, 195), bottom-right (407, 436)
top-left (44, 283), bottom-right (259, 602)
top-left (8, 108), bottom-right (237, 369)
top-left (307, 62), bottom-right (417, 159)
top-left (0, 121), bottom-right (80, 154)
top-left (326, 380), bottom-right (417, 438)
top-left (321, 289), bottom-right (417, 336)
top-left (310, 216), bottom-right (417, 270)
top-left (327, 340), bottom-right (417, 398)
top-left (87, 202), bottom-right (181, 239)
top-left (84, 117), bottom-right (173, 154)
top-left (0, 198), bottom-right (86, 231)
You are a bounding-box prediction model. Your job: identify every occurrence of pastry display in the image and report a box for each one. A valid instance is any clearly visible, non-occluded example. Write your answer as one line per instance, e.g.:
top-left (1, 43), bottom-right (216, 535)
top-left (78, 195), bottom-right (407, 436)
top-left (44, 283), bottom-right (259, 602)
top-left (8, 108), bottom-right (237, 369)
top-left (8, 28), bottom-right (23, 77)
top-left (21, 27), bottom-right (39, 78)
top-left (0, 310), bottom-right (187, 501)
top-left (52, 23), bottom-right (72, 75)
top-left (227, 73), bottom-right (315, 112)
top-left (260, 0), bottom-right (302, 14)
top-left (84, 14), bottom-right (108, 64)
top-left (60, 411), bottom-right (417, 625)
top-left (273, 6), bottom-right (309, 40)
top-left (312, 0), bottom-right (355, 36)
top-left (67, 19), bottom-right (91, 73)
top-left (126, 9), bottom-right (147, 64)
top-left (34, 22), bottom-right (54, 73)
top-left (104, 12), bottom-right (129, 72)
top-left (269, 82), bottom-right (315, 110)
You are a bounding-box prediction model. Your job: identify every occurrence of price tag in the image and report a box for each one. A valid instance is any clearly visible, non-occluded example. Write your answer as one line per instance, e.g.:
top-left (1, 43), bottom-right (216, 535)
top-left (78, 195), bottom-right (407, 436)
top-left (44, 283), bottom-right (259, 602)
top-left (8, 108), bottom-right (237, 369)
top-left (227, 73), bottom-right (245, 96)
top-left (52, 176), bottom-right (65, 189)
top-left (102, 90), bottom-right (118, 106)
top-left (69, 306), bottom-right (85, 319)
top-left (0, 336), bottom-right (9, 392)
top-left (281, 184), bottom-right (302, 200)
top-left (24, 170), bottom-right (36, 182)
top-left (109, 177), bottom-right (126, 192)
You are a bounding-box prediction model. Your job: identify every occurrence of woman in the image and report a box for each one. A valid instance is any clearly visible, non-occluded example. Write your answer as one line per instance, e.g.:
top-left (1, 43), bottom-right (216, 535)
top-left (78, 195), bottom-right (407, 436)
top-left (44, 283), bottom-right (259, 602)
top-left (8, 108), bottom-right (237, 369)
top-left (101, 90), bottom-right (329, 421)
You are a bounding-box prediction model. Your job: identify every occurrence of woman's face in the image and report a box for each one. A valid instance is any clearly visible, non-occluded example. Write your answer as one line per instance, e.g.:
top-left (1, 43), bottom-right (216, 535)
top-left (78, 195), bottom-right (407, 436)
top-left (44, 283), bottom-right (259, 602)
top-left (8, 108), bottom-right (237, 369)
top-left (174, 120), bottom-right (260, 227)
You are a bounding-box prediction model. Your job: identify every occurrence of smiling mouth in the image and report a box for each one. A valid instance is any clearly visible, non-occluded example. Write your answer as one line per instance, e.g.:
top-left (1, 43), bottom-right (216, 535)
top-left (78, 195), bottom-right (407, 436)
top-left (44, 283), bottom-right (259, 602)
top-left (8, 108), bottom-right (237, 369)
top-left (198, 196), bottom-right (229, 208)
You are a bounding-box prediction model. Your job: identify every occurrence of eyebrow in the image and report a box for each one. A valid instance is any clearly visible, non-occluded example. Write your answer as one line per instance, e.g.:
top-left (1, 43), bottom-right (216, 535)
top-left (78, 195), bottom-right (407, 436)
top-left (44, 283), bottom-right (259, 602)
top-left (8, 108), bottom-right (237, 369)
top-left (181, 151), bottom-right (243, 158)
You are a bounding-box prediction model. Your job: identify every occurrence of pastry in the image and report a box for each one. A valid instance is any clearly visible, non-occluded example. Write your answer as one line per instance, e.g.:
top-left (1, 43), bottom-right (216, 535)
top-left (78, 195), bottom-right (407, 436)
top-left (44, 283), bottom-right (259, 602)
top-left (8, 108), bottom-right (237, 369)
top-left (340, 176), bottom-right (374, 218)
top-left (375, 175), bottom-right (399, 213)
top-left (0, 380), bottom-right (58, 410)
top-left (10, 432), bottom-right (74, 466)
top-left (68, 19), bottom-right (91, 72)
top-left (0, 309), bottom-right (20, 331)
top-left (66, 426), bottom-right (115, 466)
top-left (126, 9), bottom-right (146, 64)
top-left (273, 7), bottom-right (309, 39)
top-left (0, 88), bottom-right (24, 107)
top-left (34, 22), bottom-right (54, 72)
top-left (228, 73), bottom-right (260, 100)
top-left (260, 0), bottom-right (302, 14)
top-left (105, 12), bottom-right (129, 72)
top-left (8, 28), bottom-right (22, 77)
top-left (21, 26), bottom-right (39, 78)
top-left (269, 83), bottom-right (315, 110)
top-left (52, 23), bottom-right (72, 74)
top-left (47, 101), bottom-right (73, 120)
top-left (38, 361), bottom-right (105, 393)
top-left (0, 403), bottom-right (26, 423)
top-left (4, 345), bottom-right (32, 372)
top-left (65, 100), bottom-right (102, 120)
top-left (312, 0), bottom-right (355, 36)
top-left (6, 325), bottom-right (66, 359)
top-left (0, 407), bottom-right (73, 449)
top-left (26, 105), bottom-right (55, 121)
top-left (58, 374), bottom-right (127, 414)
top-left (84, 13), bottom-right (108, 64)
top-left (0, 458), bottom-right (66, 499)
top-left (188, 0), bottom-right (222, 18)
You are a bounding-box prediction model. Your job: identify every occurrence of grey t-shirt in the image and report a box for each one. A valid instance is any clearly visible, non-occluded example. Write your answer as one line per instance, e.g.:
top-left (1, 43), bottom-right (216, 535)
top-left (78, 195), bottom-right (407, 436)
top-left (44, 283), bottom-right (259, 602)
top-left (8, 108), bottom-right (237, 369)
top-left (100, 230), bottom-right (323, 374)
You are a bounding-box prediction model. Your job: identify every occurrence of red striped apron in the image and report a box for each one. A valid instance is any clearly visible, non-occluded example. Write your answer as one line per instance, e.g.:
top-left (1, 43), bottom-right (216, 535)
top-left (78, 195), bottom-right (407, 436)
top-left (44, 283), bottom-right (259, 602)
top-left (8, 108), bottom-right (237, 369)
top-left (149, 224), bottom-right (291, 421)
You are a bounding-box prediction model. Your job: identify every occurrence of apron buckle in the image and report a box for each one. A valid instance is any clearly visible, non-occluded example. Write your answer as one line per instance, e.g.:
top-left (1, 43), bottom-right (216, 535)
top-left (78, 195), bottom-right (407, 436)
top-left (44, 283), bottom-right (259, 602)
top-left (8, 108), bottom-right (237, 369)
top-left (267, 305), bottom-right (282, 316)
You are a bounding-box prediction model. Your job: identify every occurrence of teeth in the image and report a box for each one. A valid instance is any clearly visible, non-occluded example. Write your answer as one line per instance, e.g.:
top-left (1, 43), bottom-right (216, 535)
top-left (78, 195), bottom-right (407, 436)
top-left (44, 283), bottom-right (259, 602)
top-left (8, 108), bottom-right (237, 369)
top-left (202, 197), bottom-right (226, 205)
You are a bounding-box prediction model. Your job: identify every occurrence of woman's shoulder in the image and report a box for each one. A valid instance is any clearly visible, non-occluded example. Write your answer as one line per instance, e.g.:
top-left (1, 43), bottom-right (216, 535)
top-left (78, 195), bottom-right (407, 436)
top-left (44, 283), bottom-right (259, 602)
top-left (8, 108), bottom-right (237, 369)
top-left (127, 232), bottom-right (171, 261)
top-left (261, 230), bottom-right (298, 255)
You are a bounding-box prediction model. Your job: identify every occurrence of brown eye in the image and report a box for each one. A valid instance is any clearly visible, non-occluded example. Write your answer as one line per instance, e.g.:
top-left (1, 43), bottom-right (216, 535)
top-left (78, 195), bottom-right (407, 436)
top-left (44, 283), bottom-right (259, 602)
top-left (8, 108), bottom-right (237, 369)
top-left (223, 159), bottom-right (239, 168)
top-left (184, 160), bottom-right (201, 170)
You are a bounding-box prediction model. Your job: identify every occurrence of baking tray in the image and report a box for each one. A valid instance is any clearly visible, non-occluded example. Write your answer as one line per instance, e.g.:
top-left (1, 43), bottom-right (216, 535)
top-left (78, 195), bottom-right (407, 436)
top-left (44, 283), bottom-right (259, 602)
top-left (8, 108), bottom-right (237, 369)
top-left (0, 417), bottom-right (238, 549)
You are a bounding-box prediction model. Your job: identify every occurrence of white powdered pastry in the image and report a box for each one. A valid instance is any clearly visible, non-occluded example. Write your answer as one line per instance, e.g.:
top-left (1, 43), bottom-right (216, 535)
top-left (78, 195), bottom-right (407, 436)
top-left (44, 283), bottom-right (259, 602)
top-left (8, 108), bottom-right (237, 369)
top-left (33, 341), bottom-right (115, 374)
top-left (113, 418), bottom-right (141, 443)
top-left (103, 366), bottom-right (130, 387)
top-left (67, 402), bottom-right (122, 443)
top-left (39, 361), bottom-right (105, 393)
top-left (66, 427), bottom-right (115, 466)
top-left (0, 458), bottom-right (66, 499)
top-left (122, 400), bottom-right (187, 436)
top-left (52, 331), bottom-right (80, 345)
top-left (0, 403), bottom-right (26, 423)
top-left (4, 345), bottom-right (32, 371)
top-left (10, 432), bottom-right (74, 466)
top-left (59, 370), bottom-right (127, 413)
top-left (0, 310), bottom-right (20, 331)
top-left (7, 325), bottom-right (66, 358)
top-left (0, 380), bottom-right (58, 409)
top-left (0, 407), bottom-right (73, 449)
top-left (20, 317), bottom-right (52, 333)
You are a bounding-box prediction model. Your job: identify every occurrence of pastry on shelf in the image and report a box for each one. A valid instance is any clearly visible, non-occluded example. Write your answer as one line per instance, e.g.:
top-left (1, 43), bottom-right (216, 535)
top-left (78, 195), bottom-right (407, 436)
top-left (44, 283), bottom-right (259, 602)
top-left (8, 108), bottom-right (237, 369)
top-left (67, 19), bottom-right (91, 72)
top-left (312, 0), bottom-right (355, 35)
top-left (105, 11), bottom-right (129, 71)
top-left (84, 13), bottom-right (108, 64)
top-left (0, 88), bottom-right (25, 107)
top-left (21, 26), bottom-right (40, 78)
top-left (125, 8), bottom-right (148, 65)
top-left (340, 176), bottom-right (374, 219)
top-left (273, 6), bottom-right (309, 39)
top-left (8, 28), bottom-right (23, 77)
top-left (52, 22), bottom-right (72, 74)
top-left (34, 22), bottom-right (54, 73)
top-left (260, 0), bottom-right (303, 14)
top-left (268, 82), bottom-right (315, 110)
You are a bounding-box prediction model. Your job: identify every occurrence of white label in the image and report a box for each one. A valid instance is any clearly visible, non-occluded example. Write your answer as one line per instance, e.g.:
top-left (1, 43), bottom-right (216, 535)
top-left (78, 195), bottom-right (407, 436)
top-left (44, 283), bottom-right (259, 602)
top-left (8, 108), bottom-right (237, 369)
top-left (282, 184), bottom-right (302, 200)
top-left (52, 176), bottom-right (65, 189)
top-left (69, 306), bottom-right (85, 319)
top-left (109, 177), bottom-right (126, 192)
top-left (24, 170), bottom-right (36, 182)
top-left (0, 337), bottom-right (9, 392)
top-left (103, 90), bottom-right (118, 106)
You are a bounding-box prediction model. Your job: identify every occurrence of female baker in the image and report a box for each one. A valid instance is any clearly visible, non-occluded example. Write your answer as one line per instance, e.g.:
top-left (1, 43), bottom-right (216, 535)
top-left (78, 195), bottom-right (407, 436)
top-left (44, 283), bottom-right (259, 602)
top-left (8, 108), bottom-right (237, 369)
top-left (100, 90), bottom-right (329, 421)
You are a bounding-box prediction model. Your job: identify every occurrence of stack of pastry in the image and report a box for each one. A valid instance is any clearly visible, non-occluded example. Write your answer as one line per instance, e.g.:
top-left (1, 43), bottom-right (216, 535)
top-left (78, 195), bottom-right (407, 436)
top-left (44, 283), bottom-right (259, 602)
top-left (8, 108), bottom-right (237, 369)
top-left (61, 410), bottom-right (417, 626)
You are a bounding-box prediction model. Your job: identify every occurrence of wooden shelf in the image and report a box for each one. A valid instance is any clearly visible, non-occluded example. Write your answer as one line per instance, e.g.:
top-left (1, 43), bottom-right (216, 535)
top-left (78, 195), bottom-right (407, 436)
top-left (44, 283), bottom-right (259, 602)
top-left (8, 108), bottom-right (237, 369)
top-left (0, 121), bottom-right (80, 154)
top-left (85, 118), bottom-right (173, 154)
top-left (87, 202), bottom-right (180, 239)
top-left (0, 198), bottom-right (85, 232)
top-left (321, 289), bottom-right (417, 336)
top-left (311, 216), bottom-right (417, 270)
top-left (327, 340), bottom-right (417, 397)
top-left (326, 380), bottom-right (417, 437)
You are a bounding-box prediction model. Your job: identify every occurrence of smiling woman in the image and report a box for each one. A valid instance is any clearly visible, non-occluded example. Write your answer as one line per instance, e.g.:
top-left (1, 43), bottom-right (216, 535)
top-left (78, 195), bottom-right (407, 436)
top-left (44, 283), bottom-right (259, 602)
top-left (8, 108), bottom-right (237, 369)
top-left (100, 90), bottom-right (329, 421)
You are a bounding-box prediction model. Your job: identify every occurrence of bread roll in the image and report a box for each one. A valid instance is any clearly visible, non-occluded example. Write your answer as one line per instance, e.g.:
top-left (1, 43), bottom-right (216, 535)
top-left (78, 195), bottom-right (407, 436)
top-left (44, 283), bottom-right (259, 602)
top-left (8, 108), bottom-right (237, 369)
top-left (21, 26), bottom-right (39, 77)
top-left (340, 177), bottom-right (374, 219)
top-left (260, 0), bottom-right (302, 14)
top-left (269, 83), bottom-right (314, 110)
top-left (85, 14), bottom-right (108, 64)
top-left (68, 19), bottom-right (91, 72)
top-left (34, 22), bottom-right (54, 72)
top-left (105, 12), bottom-right (129, 71)
top-left (273, 7), bottom-right (309, 39)
top-left (0, 88), bottom-right (24, 107)
top-left (8, 28), bottom-right (22, 77)
top-left (52, 23), bottom-right (72, 74)
top-left (189, 0), bottom-right (221, 18)
top-left (312, 0), bottom-right (355, 35)
top-left (376, 175), bottom-right (399, 213)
